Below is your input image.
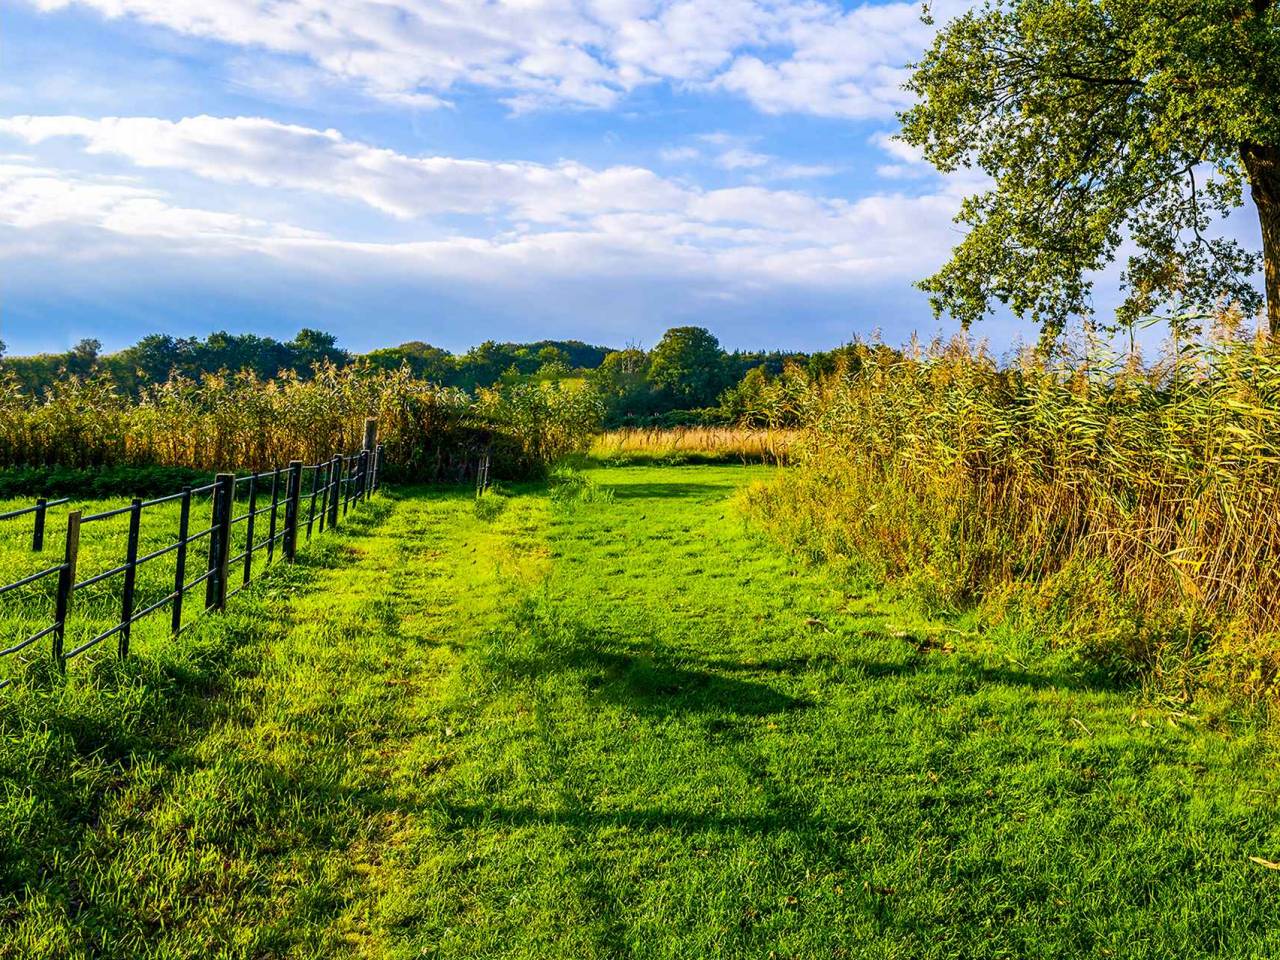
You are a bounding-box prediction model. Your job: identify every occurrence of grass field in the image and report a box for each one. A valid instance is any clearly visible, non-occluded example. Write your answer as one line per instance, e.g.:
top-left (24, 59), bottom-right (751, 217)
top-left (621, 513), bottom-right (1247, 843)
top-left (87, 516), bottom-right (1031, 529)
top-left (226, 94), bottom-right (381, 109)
top-left (3, 465), bottom-right (1280, 958)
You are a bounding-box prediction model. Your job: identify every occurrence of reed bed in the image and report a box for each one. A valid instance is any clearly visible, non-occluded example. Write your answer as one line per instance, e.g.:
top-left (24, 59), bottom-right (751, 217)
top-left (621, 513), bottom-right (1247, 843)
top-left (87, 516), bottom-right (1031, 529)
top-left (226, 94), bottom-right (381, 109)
top-left (588, 427), bottom-right (796, 465)
top-left (745, 327), bottom-right (1280, 697)
top-left (0, 364), bottom-right (601, 482)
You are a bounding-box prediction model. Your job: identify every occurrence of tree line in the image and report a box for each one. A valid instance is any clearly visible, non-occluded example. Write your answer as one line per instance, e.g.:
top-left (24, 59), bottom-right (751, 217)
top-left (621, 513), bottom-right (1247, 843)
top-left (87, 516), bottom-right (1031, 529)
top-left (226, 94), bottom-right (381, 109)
top-left (0, 326), bottom-right (859, 427)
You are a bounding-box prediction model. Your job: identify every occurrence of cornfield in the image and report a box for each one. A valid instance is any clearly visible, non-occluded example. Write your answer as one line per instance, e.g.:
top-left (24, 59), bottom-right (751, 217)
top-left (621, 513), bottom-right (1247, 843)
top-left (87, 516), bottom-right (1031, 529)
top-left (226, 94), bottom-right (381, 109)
top-left (0, 363), bottom-right (602, 481)
top-left (745, 324), bottom-right (1280, 696)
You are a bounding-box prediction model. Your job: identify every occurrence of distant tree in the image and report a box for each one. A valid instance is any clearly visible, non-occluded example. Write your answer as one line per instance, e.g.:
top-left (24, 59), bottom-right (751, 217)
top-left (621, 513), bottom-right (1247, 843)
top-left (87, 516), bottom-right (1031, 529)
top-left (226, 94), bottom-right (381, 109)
top-left (109, 334), bottom-right (191, 392)
top-left (363, 341), bottom-right (454, 382)
top-left (902, 0), bottom-right (1280, 335)
top-left (536, 345), bottom-right (569, 369)
top-left (288, 328), bottom-right (349, 373)
top-left (719, 366), bottom-right (772, 425)
top-left (589, 347), bottom-right (654, 422)
top-left (647, 327), bottom-right (728, 407)
top-left (67, 338), bottom-right (101, 377)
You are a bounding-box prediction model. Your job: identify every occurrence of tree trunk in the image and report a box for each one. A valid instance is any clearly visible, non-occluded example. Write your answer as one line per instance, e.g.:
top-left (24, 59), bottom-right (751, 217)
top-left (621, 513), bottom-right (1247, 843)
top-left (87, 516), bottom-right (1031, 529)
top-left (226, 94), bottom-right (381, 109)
top-left (1242, 143), bottom-right (1280, 336)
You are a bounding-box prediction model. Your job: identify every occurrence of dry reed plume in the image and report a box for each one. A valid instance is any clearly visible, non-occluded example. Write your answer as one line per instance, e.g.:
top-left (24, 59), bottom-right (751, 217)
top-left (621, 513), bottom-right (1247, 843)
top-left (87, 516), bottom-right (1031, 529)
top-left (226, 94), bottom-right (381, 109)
top-left (589, 427), bottom-right (796, 465)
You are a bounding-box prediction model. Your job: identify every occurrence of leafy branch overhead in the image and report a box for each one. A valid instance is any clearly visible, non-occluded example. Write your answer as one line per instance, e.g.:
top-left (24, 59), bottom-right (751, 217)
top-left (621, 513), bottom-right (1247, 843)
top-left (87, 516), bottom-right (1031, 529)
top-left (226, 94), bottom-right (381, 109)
top-left (902, 0), bottom-right (1280, 335)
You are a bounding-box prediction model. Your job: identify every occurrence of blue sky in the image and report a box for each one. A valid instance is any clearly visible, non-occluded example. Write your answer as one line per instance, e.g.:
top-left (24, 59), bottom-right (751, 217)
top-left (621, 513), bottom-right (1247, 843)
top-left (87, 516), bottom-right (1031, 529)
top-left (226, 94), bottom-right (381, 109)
top-left (0, 1), bottom-right (1096, 354)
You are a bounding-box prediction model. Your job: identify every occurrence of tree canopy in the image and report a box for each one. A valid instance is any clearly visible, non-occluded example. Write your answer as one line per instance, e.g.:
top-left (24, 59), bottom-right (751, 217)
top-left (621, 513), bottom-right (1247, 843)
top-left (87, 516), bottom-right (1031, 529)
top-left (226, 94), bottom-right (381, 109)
top-left (903, 0), bottom-right (1280, 335)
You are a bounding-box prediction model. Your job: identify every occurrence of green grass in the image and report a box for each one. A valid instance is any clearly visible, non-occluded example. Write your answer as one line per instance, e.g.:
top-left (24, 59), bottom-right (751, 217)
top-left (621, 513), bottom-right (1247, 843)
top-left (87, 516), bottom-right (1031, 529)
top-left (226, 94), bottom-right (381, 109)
top-left (0, 484), bottom-right (334, 682)
top-left (3, 465), bottom-right (1280, 958)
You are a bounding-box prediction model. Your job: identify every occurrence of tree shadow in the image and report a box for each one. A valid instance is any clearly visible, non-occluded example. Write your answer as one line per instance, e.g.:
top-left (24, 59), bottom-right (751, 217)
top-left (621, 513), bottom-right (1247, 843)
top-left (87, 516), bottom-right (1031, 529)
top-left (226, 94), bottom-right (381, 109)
top-left (576, 648), bottom-right (811, 716)
top-left (604, 482), bottom-right (740, 501)
top-left (492, 614), bottom-right (810, 718)
top-left (439, 800), bottom-right (859, 839)
top-left (692, 647), bottom-right (1128, 694)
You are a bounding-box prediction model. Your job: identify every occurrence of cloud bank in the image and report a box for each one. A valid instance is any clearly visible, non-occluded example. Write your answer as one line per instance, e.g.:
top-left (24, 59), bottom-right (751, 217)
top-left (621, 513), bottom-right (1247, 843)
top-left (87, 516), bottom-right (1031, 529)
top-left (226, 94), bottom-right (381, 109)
top-left (28, 0), bottom-right (966, 117)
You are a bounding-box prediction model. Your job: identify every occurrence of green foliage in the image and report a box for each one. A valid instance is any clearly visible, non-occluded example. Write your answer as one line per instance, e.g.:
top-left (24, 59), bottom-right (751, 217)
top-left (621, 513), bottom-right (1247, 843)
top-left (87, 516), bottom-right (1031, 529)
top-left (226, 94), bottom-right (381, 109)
top-left (717, 362), bottom-right (814, 426)
top-left (902, 0), bottom-right (1280, 335)
top-left (647, 326), bottom-right (729, 406)
top-left (2, 325), bottom-right (867, 433)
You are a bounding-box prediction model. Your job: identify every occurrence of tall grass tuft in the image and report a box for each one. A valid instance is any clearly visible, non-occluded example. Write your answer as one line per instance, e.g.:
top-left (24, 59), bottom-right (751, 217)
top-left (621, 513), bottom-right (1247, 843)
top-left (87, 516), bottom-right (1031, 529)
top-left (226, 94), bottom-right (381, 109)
top-left (745, 323), bottom-right (1280, 697)
top-left (588, 427), bottom-right (796, 465)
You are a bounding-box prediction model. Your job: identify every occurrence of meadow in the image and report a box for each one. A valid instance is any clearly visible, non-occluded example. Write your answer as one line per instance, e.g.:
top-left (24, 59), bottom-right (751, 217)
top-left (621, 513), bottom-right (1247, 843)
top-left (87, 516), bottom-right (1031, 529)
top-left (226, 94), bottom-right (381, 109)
top-left (6, 325), bottom-right (1280, 956)
top-left (3, 465), bottom-right (1279, 958)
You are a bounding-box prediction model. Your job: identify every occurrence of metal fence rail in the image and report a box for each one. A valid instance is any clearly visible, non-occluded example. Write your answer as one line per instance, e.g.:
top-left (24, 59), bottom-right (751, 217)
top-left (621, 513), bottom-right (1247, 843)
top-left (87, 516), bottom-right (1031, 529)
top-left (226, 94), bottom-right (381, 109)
top-left (0, 420), bottom-right (386, 688)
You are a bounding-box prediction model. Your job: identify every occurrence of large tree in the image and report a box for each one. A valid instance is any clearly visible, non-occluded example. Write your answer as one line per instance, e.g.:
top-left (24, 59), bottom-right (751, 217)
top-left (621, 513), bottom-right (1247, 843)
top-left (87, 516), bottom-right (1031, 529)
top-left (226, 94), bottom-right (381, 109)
top-left (902, 0), bottom-right (1280, 336)
top-left (648, 327), bottom-right (728, 407)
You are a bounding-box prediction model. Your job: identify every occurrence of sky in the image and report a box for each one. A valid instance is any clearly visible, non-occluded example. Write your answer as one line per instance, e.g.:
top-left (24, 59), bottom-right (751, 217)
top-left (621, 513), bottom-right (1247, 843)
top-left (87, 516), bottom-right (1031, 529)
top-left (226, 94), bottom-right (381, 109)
top-left (0, 0), bottom-right (1228, 356)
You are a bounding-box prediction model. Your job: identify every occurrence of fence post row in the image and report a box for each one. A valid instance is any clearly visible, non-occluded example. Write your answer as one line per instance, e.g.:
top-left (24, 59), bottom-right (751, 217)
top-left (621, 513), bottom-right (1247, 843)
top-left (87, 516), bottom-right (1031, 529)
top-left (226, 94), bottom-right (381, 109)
top-left (283, 460), bottom-right (303, 562)
top-left (206, 473), bottom-right (235, 611)
top-left (52, 511), bottom-right (81, 671)
top-left (4, 422), bottom-right (382, 677)
top-left (119, 498), bottom-right (142, 659)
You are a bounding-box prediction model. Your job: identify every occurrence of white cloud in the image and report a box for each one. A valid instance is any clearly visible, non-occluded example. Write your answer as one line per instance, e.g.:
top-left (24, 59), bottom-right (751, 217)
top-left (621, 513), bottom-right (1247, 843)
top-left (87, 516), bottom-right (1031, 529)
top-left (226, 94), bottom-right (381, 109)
top-left (0, 160), bottom-right (319, 249)
top-left (659, 145), bottom-right (701, 163)
top-left (0, 114), bottom-right (968, 287)
top-left (25, 0), bottom-right (967, 118)
top-left (715, 147), bottom-right (771, 170)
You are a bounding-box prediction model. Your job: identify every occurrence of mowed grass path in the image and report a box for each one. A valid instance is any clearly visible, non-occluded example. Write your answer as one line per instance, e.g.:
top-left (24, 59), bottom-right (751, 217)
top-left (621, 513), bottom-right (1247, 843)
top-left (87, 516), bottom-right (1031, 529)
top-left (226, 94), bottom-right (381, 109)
top-left (5, 465), bottom-right (1280, 958)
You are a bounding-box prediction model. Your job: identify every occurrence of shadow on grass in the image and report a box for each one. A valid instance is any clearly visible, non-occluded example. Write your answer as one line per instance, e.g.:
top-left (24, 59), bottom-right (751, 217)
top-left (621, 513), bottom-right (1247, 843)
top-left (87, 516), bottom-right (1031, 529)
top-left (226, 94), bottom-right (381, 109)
top-left (486, 607), bottom-right (810, 718)
top-left (604, 481), bottom-right (741, 501)
top-left (692, 648), bottom-right (1130, 694)
top-left (579, 649), bottom-right (810, 716)
top-left (439, 800), bottom-right (856, 838)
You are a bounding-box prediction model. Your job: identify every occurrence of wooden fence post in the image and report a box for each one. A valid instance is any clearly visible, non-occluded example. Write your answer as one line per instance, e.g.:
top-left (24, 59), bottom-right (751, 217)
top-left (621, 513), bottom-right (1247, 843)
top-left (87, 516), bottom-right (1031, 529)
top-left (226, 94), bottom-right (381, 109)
top-left (266, 468), bottom-right (282, 564)
top-left (119, 498), bottom-right (142, 659)
top-left (171, 488), bottom-right (191, 635)
top-left (33, 497), bottom-right (47, 552)
top-left (283, 460), bottom-right (303, 561)
top-left (52, 511), bottom-right (81, 672)
top-left (306, 463), bottom-right (322, 541)
top-left (360, 419), bottom-right (378, 503)
top-left (328, 454), bottom-right (343, 528)
top-left (205, 473), bottom-right (235, 611)
top-left (243, 474), bottom-right (258, 586)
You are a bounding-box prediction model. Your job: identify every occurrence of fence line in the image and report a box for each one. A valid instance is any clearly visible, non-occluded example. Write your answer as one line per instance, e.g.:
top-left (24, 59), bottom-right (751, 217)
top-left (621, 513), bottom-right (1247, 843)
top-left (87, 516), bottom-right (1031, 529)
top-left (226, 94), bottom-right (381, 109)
top-left (0, 420), bottom-right (387, 688)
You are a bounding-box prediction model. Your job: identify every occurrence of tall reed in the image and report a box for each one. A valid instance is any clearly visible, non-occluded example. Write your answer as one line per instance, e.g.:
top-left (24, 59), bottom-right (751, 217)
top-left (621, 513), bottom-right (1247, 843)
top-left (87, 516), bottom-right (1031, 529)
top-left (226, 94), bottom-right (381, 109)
top-left (588, 427), bottom-right (796, 464)
top-left (0, 363), bottom-right (601, 480)
top-left (745, 325), bottom-right (1280, 695)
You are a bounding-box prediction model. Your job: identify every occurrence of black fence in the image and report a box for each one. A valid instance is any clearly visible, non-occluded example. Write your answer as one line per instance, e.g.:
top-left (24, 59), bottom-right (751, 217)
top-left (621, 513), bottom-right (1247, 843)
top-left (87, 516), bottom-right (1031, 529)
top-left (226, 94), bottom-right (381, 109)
top-left (0, 426), bottom-right (386, 688)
